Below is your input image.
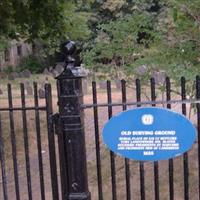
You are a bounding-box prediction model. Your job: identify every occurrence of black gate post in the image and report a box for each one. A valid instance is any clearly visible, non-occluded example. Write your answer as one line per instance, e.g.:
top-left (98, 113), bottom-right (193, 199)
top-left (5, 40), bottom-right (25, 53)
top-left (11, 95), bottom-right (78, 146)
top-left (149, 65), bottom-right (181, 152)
top-left (56, 41), bottom-right (91, 200)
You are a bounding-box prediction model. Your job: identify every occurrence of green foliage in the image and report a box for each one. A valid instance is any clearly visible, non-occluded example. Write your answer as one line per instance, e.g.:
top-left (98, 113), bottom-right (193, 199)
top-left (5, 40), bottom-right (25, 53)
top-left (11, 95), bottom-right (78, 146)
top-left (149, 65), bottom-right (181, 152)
top-left (0, 38), bottom-right (9, 51)
top-left (3, 65), bottom-right (14, 74)
top-left (148, 0), bottom-right (200, 82)
top-left (0, 1), bottom-right (92, 56)
top-left (19, 56), bottom-right (44, 74)
top-left (63, 2), bottom-right (91, 41)
top-left (84, 6), bottom-right (161, 79)
top-left (83, 0), bottom-right (200, 87)
top-left (1, 0), bottom-right (200, 84)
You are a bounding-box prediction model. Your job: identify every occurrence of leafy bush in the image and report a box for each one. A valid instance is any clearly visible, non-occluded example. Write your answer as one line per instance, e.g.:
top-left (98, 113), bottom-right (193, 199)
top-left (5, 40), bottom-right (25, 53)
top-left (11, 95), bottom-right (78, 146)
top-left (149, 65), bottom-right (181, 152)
top-left (18, 56), bottom-right (44, 74)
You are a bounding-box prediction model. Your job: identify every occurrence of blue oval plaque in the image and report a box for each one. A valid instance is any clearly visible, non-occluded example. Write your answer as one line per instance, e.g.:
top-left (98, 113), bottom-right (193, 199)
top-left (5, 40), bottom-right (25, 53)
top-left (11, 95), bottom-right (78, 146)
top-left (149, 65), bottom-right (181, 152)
top-left (103, 107), bottom-right (197, 161)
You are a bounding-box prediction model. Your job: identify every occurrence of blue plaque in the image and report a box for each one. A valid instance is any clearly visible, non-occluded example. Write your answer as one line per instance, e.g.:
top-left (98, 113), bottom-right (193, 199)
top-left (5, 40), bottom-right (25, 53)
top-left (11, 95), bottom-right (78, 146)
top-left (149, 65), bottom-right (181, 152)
top-left (103, 107), bottom-right (197, 161)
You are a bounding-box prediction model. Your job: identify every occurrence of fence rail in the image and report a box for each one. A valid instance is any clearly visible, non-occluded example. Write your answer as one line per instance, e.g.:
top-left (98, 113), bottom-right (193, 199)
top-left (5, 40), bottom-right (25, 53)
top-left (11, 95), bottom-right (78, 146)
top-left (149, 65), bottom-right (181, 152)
top-left (0, 106), bottom-right (46, 111)
top-left (81, 98), bottom-right (200, 109)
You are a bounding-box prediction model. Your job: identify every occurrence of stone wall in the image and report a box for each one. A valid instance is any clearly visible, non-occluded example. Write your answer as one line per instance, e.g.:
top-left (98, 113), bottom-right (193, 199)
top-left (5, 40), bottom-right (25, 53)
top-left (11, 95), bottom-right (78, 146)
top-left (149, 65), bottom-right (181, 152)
top-left (0, 40), bottom-right (32, 70)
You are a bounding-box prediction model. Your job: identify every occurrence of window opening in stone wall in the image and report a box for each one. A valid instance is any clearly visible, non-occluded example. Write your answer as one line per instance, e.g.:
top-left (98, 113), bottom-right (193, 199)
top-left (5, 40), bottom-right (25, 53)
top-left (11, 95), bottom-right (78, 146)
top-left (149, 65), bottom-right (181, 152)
top-left (4, 49), bottom-right (10, 62)
top-left (17, 45), bottom-right (22, 57)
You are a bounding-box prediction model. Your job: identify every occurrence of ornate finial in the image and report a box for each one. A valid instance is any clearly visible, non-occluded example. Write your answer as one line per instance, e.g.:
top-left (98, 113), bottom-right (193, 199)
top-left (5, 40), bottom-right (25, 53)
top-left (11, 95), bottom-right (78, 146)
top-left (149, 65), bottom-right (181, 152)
top-left (56, 40), bottom-right (86, 78)
top-left (61, 40), bottom-right (82, 70)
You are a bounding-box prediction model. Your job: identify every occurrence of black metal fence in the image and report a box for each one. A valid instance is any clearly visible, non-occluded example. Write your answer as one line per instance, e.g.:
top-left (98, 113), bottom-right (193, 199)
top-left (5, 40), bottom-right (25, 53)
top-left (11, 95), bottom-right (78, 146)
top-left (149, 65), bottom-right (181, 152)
top-left (82, 76), bottom-right (200, 200)
top-left (0, 75), bottom-right (200, 200)
top-left (0, 83), bottom-right (60, 200)
top-left (83, 77), bottom-right (200, 200)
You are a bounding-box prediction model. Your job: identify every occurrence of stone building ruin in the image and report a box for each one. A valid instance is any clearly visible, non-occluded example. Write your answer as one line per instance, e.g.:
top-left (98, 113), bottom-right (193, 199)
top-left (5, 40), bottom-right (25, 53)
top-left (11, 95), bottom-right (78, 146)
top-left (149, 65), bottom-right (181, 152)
top-left (0, 40), bottom-right (31, 71)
